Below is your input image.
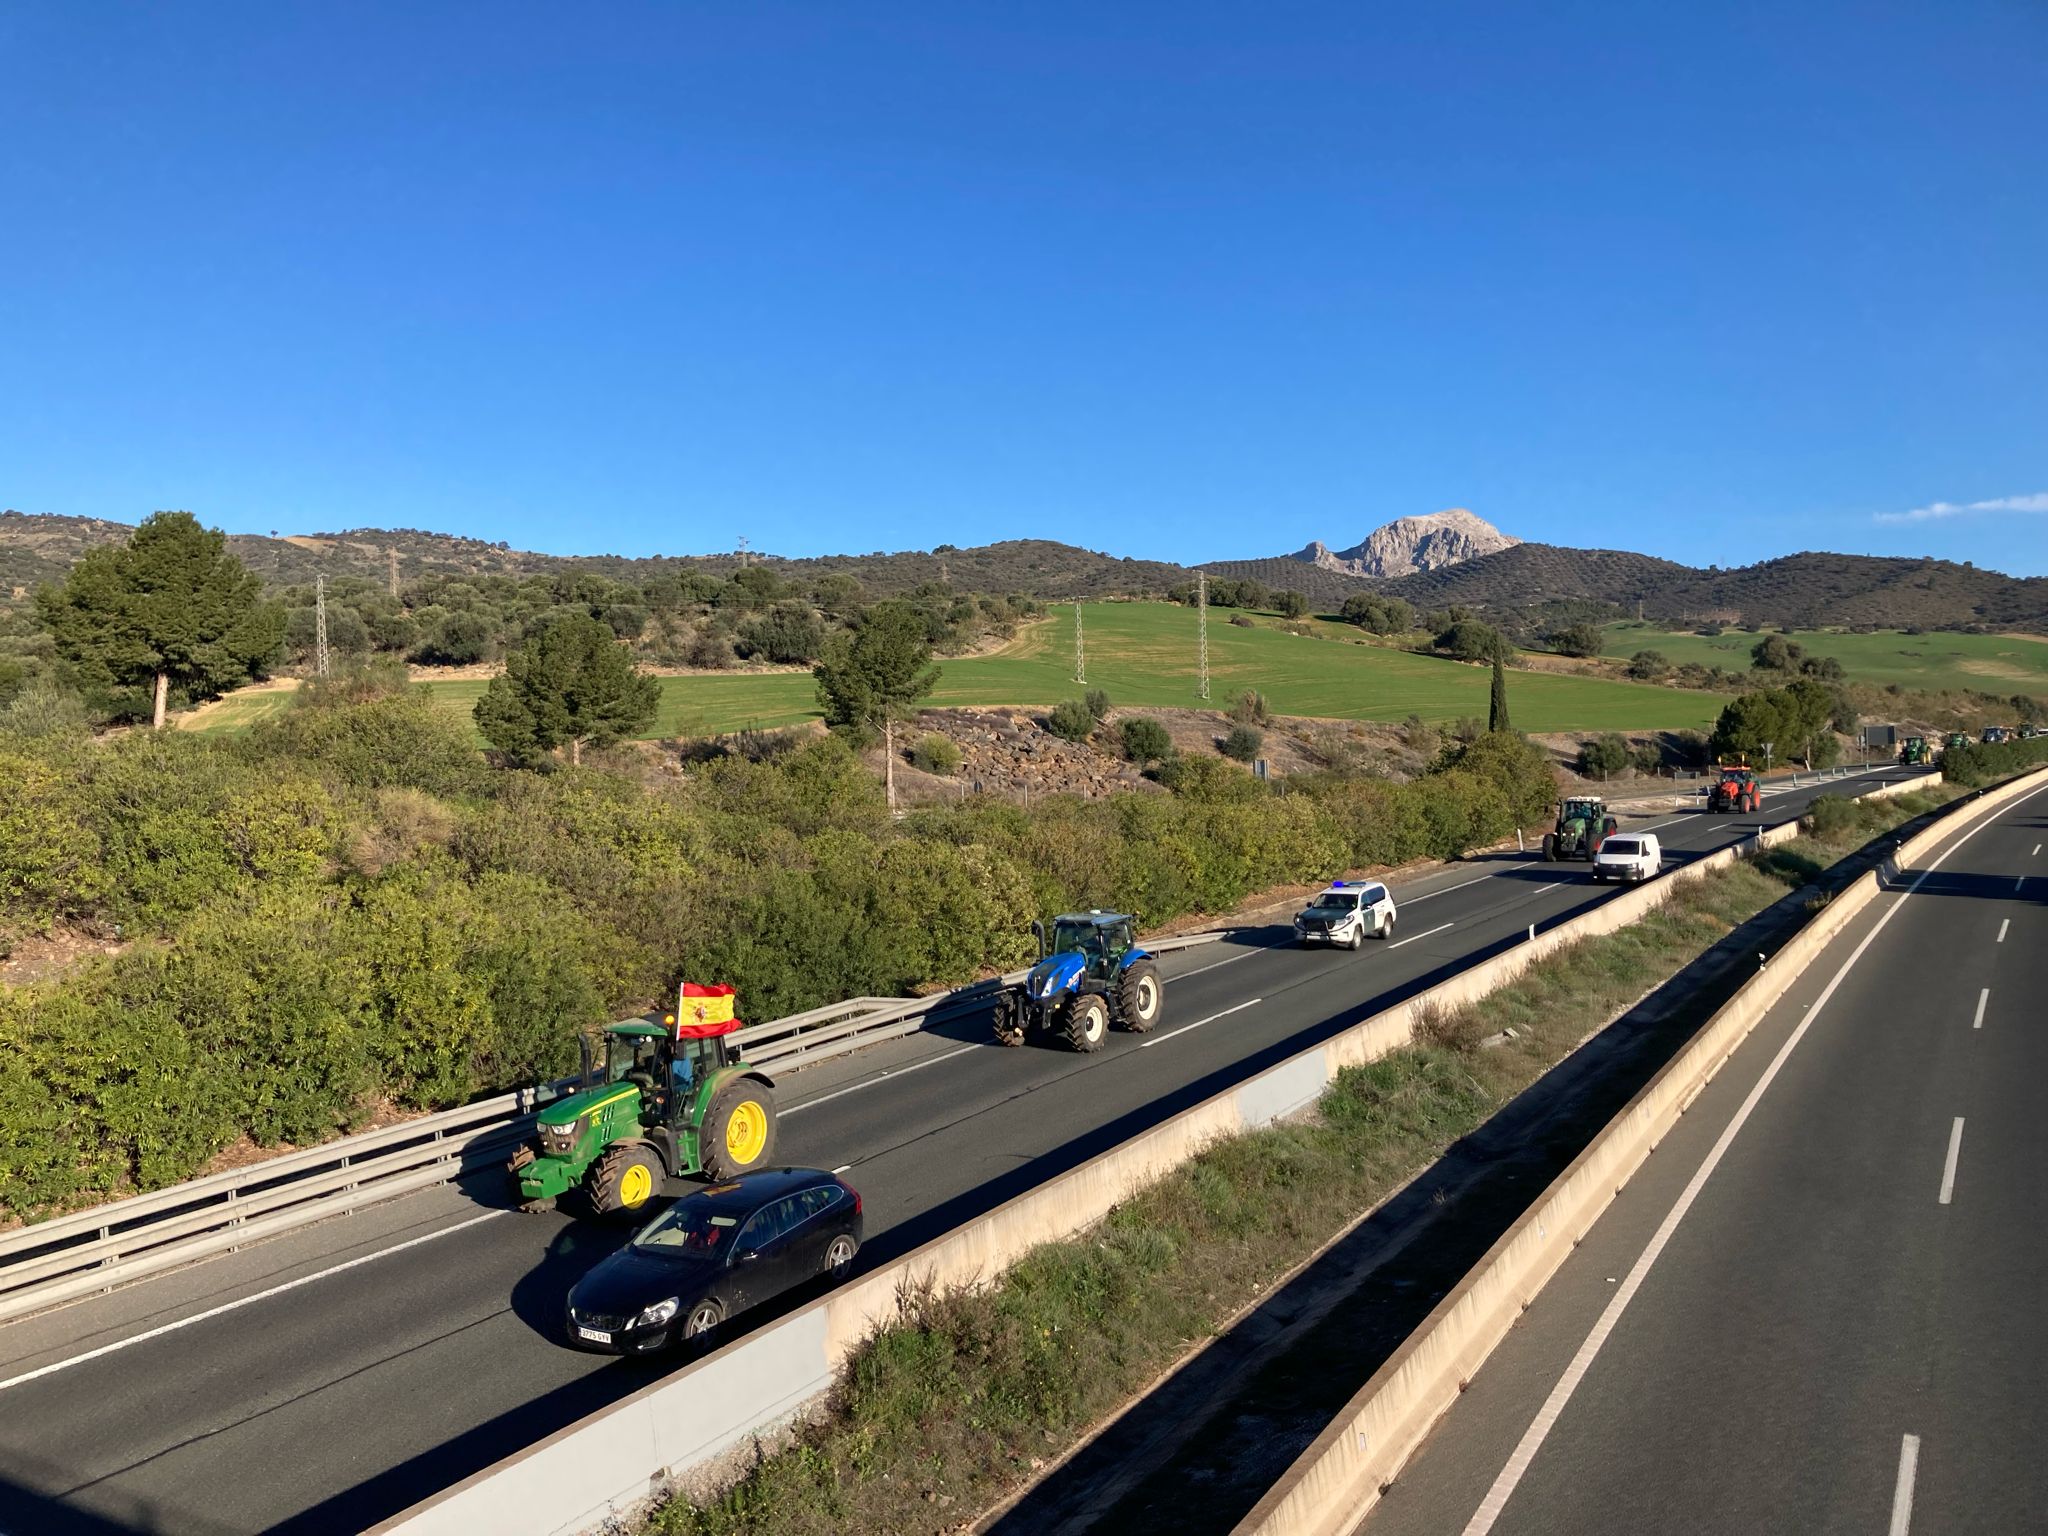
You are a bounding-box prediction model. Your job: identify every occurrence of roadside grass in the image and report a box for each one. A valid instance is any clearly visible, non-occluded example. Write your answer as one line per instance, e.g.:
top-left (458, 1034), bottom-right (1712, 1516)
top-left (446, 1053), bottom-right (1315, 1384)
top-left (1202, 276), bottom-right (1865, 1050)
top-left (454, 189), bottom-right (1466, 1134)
top-left (414, 605), bottom-right (1722, 741)
top-left (1601, 621), bottom-right (2048, 694)
top-left (643, 788), bottom-right (1953, 1536)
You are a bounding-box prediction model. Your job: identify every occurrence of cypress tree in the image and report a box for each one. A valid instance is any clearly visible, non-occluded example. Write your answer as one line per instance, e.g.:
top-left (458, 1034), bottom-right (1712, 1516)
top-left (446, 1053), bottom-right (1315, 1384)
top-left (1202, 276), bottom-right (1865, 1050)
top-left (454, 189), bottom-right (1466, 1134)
top-left (1489, 646), bottom-right (1511, 733)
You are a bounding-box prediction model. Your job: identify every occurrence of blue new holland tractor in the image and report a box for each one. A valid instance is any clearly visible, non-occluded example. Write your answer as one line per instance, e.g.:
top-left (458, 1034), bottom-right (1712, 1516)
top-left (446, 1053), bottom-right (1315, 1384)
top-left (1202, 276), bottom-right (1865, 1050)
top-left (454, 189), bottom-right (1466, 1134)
top-left (990, 910), bottom-right (1164, 1051)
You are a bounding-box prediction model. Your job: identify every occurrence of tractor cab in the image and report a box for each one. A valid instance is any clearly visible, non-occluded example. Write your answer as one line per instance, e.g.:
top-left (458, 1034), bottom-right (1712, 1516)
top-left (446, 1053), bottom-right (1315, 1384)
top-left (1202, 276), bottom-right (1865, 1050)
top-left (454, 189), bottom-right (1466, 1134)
top-left (1038, 911), bottom-right (1136, 984)
top-left (1899, 736), bottom-right (1929, 765)
top-left (1544, 796), bottom-right (1617, 861)
top-left (594, 1022), bottom-right (735, 1126)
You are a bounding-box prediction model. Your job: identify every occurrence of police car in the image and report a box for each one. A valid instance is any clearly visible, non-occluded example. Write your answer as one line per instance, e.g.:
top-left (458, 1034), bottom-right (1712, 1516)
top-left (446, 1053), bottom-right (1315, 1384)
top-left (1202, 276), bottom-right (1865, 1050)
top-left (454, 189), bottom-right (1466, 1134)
top-left (1292, 880), bottom-right (1397, 949)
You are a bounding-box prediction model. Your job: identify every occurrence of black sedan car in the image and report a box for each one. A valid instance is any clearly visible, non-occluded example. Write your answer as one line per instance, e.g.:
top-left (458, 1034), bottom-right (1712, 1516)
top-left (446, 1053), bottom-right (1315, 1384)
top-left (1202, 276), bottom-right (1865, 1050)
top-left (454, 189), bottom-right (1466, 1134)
top-left (564, 1166), bottom-right (862, 1354)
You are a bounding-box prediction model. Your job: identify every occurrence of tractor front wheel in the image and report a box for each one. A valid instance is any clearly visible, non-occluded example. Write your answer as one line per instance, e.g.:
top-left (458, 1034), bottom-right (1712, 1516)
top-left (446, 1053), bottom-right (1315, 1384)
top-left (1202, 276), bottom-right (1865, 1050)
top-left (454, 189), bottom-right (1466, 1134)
top-left (589, 1144), bottom-right (665, 1217)
top-left (1116, 961), bottom-right (1163, 1032)
top-left (1542, 834), bottom-right (1557, 862)
top-left (1062, 993), bottom-right (1110, 1053)
top-left (702, 1084), bottom-right (778, 1181)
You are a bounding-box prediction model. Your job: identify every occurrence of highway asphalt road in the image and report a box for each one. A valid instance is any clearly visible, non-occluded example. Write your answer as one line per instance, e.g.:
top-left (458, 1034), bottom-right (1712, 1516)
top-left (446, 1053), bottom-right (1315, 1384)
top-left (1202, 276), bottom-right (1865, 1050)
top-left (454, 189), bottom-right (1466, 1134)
top-left (0, 766), bottom-right (1925, 1536)
top-left (1356, 775), bottom-right (2047, 1536)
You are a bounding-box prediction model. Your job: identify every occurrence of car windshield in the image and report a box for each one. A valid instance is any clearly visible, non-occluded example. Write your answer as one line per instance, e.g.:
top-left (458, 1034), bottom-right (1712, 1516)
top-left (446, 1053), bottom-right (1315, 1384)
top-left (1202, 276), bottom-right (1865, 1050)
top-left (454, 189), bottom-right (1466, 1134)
top-left (634, 1201), bottom-right (744, 1255)
top-left (605, 1033), bottom-right (663, 1086)
top-left (1308, 893), bottom-right (1358, 911)
top-left (1602, 839), bottom-right (1640, 855)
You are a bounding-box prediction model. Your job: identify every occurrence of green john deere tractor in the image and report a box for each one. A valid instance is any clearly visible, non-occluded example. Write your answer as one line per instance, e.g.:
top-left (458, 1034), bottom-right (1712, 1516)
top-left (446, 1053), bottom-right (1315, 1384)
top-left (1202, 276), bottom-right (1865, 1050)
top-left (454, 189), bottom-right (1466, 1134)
top-left (1542, 796), bottom-right (1616, 861)
top-left (1899, 736), bottom-right (1930, 766)
top-left (508, 985), bottom-right (777, 1217)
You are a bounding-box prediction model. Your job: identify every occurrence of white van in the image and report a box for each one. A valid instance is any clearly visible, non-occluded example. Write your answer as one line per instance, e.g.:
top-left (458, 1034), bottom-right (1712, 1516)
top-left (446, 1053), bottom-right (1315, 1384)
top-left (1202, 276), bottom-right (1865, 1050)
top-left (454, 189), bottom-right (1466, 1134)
top-left (1591, 833), bottom-right (1662, 884)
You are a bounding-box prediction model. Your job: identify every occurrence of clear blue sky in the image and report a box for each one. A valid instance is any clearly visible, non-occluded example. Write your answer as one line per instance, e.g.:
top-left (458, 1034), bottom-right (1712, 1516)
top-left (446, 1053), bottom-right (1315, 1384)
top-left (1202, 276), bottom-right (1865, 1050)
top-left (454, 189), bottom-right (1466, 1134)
top-left (3, 3), bottom-right (2044, 572)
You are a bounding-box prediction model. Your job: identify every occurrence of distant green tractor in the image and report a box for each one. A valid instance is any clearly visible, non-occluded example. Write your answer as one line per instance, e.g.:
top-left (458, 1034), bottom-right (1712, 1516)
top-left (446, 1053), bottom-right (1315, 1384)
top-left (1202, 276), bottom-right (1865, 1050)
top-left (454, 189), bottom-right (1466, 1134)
top-left (508, 984), bottom-right (777, 1217)
top-left (1543, 796), bottom-right (1617, 861)
top-left (1899, 735), bottom-right (1930, 766)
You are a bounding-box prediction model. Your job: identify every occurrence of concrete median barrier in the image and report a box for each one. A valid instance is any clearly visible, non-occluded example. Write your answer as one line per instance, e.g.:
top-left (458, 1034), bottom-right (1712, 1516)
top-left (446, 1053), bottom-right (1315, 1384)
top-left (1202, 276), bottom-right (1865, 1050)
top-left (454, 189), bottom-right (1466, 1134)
top-left (1229, 764), bottom-right (2042, 1536)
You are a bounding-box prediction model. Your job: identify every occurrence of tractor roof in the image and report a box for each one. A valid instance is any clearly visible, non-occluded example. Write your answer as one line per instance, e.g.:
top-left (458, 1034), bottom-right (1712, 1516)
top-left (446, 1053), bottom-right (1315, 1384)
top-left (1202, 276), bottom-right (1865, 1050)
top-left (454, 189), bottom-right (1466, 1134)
top-left (1053, 909), bottom-right (1133, 927)
top-left (606, 1021), bottom-right (669, 1039)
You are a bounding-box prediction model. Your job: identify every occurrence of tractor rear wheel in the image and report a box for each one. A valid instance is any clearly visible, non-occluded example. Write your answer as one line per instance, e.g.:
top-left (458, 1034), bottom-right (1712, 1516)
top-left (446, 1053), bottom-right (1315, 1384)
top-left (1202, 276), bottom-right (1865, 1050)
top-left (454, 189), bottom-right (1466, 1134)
top-left (1061, 993), bottom-right (1110, 1052)
top-left (991, 992), bottom-right (1026, 1047)
top-left (1116, 961), bottom-right (1163, 1032)
top-left (702, 1082), bottom-right (778, 1181)
top-left (588, 1143), bottom-right (665, 1217)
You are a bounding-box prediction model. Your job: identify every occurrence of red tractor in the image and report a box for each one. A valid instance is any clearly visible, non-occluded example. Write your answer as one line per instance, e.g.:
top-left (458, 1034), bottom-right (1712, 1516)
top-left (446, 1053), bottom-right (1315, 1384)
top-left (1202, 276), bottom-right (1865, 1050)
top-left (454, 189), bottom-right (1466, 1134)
top-left (1706, 762), bottom-right (1761, 814)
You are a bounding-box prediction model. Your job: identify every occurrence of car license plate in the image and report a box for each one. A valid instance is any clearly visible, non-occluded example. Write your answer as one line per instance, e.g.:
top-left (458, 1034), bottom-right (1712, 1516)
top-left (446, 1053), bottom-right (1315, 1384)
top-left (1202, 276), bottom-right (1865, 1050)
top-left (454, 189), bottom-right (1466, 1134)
top-left (576, 1326), bottom-right (612, 1344)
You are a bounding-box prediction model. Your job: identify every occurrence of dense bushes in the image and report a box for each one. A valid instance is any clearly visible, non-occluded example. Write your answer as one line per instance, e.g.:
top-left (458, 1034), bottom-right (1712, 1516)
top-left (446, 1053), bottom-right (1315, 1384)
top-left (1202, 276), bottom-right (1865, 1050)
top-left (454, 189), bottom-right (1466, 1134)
top-left (1938, 733), bottom-right (2048, 787)
top-left (0, 691), bottom-right (1560, 1220)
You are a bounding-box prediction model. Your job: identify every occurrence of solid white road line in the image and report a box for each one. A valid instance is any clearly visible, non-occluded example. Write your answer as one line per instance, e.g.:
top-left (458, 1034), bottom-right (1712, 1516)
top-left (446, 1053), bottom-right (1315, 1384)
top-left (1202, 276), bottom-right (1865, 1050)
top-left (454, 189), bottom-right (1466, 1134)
top-left (1387, 921), bottom-right (1456, 950)
top-left (783, 1042), bottom-right (980, 1116)
top-left (1939, 1118), bottom-right (1965, 1205)
top-left (1139, 997), bottom-right (1261, 1048)
top-left (1455, 780), bottom-right (2048, 1536)
top-left (1973, 989), bottom-right (1989, 1030)
top-left (1890, 1434), bottom-right (1921, 1536)
top-left (1998, 919), bottom-right (2010, 944)
top-left (0, 1211), bottom-right (506, 1395)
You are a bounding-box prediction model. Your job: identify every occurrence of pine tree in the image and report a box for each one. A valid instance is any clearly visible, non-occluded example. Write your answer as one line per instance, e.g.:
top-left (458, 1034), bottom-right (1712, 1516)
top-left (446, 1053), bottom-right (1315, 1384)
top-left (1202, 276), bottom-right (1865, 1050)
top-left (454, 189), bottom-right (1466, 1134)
top-left (1488, 645), bottom-right (1512, 733)
top-left (35, 511), bottom-right (284, 727)
top-left (474, 612), bottom-right (660, 766)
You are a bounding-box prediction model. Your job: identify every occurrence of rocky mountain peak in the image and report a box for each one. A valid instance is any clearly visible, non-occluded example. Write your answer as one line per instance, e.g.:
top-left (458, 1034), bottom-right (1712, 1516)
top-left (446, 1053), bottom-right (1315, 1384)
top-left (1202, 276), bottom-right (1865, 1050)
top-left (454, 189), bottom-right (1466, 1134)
top-left (1289, 509), bottom-right (1517, 579)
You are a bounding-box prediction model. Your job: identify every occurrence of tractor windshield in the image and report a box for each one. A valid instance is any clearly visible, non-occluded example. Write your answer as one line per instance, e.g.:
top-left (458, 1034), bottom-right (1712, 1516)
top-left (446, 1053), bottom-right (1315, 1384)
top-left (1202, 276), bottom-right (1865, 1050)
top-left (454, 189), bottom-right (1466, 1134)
top-left (1051, 919), bottom-right (1106, 958)
top-left (605, 1034), bottom-right (665, 1091)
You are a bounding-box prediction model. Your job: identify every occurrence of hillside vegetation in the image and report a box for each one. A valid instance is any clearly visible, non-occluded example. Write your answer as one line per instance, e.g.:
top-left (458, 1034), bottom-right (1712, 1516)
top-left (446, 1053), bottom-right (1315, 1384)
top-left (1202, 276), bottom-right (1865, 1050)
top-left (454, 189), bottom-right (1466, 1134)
top-left (0, 682), bottom-right (1562, 1221)
top-left (1385, 543), bottom-right (2048, 632)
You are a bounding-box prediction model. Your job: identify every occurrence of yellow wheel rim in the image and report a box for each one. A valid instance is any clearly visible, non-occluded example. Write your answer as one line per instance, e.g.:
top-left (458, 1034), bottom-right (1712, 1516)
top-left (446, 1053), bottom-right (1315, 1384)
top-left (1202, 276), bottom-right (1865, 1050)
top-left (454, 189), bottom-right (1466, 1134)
top-left (725, 1100), bottom-right (768, 1164)
top-left (619, 1162), bottom-right (654, 1207)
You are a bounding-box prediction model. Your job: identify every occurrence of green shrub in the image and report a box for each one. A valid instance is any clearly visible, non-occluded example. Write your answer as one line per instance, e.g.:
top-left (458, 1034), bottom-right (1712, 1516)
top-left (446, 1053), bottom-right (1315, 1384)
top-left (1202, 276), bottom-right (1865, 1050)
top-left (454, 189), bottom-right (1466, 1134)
top-left (1083, 688), bottom-right (1111, 721)
top-left (1230, 690), bottom-right (1269, 726)
top-left (1221, 724), bottom-right (1264, 762)
top-left (910, 733), bottom-right (963, 775)
top-left (1047, 699), bottom-right (1096, 742)
top-left (1577, 733), bottom-right (1632, 779)
top-left (1119, 717), bottom-right (1173, 764)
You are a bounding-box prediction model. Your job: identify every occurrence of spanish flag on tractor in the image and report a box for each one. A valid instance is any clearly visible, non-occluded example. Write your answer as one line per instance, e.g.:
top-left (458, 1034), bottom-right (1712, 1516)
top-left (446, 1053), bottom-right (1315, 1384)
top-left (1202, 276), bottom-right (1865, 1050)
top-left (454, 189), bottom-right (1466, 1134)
top-left (669, 982), bottom-right (740, 1037)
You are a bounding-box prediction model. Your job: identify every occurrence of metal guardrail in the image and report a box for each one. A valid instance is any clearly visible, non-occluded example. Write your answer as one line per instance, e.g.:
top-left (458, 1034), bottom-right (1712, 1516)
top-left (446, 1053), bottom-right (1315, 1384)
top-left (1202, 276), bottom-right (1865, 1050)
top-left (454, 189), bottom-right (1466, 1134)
top-left (0, 932), bottom-right (1222, 1325)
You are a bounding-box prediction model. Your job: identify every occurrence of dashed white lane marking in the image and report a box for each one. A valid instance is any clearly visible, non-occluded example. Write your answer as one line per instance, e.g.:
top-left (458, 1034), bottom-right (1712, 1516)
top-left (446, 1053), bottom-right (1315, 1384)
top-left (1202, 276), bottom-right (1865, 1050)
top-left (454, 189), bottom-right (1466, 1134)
top-left (1530, 882), bottom-right (1568, 896)
top-left (1890, 1434), bottom-right (1922, 1536)
top-left (1386, 921), bottom-right (1456, 951)
top-left (783, 1043), bottom-right (980, 1116)
top-left (1138, 997), bottom-right (1261, 1048)
top-left (1939, 1118), bottom-right (1965, 1205)
top-left (1403, 875), bottom-right (1491, 905)
top-left (1973, 989), bottom-right (1990, 1030)
top-left (0, 1211), bottom-right (507, 1395)
top-left (1177, 946), bottom-right (1269, 979)
top-left (1455, 779), bottom-right (2048, 1536)
top-left (2016, 876), bottom-right (2027, 895)
top-left (1997, 919), bottom-right (2010, 944)
top-left (831, 1164), bottom-right (853, 1175)
top-left (2035, 845), bottom-right (2041, 857)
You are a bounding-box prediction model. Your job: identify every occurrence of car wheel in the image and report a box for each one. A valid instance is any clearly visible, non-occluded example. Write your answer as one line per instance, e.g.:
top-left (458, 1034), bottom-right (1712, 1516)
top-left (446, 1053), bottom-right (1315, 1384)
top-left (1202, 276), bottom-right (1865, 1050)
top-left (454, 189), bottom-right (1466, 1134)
top-left (1347, 927), bottom-right (1363, 950)
top-left (823, 1233), bottom-right (859, 1280)
top-left (1379, 915), bottom-right (1394, 940)
top-left (683, 1299), bottom-right (723, 1341)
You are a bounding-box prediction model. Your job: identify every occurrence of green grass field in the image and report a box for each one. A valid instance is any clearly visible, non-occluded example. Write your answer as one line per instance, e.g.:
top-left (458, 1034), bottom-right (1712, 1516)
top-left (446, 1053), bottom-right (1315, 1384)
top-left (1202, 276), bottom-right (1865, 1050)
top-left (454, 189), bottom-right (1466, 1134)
top-left (178, 685), bottom-right (300, 734)
top-left (409, 604), bottom-right (1722, 737)
top-left (1600, 621), bottom-right (2048, 694)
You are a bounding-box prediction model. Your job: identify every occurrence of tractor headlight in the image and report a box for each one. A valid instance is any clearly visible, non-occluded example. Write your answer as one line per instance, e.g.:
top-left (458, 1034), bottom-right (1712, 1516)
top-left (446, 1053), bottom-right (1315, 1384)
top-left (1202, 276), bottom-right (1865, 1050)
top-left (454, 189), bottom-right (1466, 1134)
top-left (636, 1297), bottom-right (680, 1329)
top-left (541, 1117), bottom-right (582, 1155)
